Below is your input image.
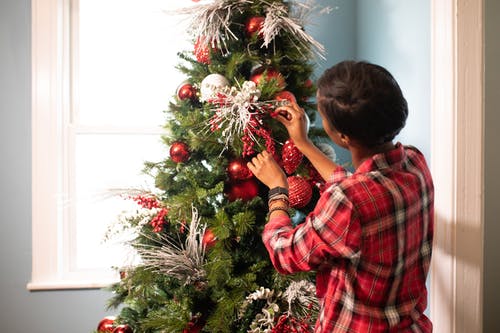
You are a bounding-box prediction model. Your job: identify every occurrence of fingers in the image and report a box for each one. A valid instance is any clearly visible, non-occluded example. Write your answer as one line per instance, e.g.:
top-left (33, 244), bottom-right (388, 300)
top-left (247, 151), bottom-right (269, 171)
top-left (249, 151), bottom-right (271, 166)
top-left (275, 102), bottom-right (304, 124)
top-left (276, 101), bottom-right (303, 116)
top-left (247, 151), bottom-right (288, 189)
top-left (248, 151), bottom-right (276, 172)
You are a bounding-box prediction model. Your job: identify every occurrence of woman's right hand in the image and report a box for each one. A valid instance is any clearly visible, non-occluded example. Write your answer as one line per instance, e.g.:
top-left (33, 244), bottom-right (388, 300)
top-left (246, 150), bottom-right (288, 190)
top-left (275, 102), bottom-right (311, 148)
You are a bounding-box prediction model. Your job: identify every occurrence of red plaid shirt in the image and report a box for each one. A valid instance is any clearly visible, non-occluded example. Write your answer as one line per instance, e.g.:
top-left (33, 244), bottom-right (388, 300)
top-left (263, 143), bottom-right (433, 332)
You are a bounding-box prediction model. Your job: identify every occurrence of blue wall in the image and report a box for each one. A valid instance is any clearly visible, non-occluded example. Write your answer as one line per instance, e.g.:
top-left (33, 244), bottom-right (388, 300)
top-left (356, 0), bottom-right (431, 159)
top-left (0, 0), bottom-right (429, 332)
top-left (308, 0), bottom-right (357, 166)
top-left (309, 0), bottom-right (430, 164)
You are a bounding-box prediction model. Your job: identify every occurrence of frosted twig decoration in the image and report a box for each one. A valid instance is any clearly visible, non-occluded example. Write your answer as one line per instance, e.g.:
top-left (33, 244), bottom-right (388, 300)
top-left (136, 206), bottom-right (207, 287)
top-left (262, 1), bottom-right (327, 60)
top-left (240, 287), bottom-right (280, 333)
top-left (205, 81), bottom-right (288, 154)
top-left (169, 0), bottom-right (252, 52)
top-left (170, 0), bottom-right (332, 59)
top-left (283, 280), bottom-right (319, 317)
top-left (208, 81), bottom-right (260, 147)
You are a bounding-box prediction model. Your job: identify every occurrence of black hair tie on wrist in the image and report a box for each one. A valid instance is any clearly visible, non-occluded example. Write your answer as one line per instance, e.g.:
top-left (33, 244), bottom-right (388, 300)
top-left (268, 186), bottom-right (289, 200)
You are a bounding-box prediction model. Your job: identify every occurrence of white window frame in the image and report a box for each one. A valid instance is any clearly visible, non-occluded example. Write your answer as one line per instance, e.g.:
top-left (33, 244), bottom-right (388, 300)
top-left (30, 0), bottom-right (73, 289)
top-left (29, 1), bottom-right (486, 331)
top-left (29, 0), bottom-right (119, 290)
top-left (29, 0), bottom-right (171, 290)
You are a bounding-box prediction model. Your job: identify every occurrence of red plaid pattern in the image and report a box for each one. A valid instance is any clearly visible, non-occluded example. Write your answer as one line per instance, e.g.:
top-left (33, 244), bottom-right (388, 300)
top-left (263, 143), bottom-right (434, 332)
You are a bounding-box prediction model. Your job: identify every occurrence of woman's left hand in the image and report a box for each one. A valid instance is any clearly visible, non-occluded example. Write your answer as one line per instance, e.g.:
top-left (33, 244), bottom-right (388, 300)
top-left (247, 151), bottom-right (288, 190)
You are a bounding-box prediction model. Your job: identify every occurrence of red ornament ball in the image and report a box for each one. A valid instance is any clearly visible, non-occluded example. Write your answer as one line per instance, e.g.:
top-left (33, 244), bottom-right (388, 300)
top-left (227, 159), bottom-right (253, 181)
top-left (97, 316), bottom-right (116, 332)
top-left (245, 16), bottom-right (265, 37)
top-left (282, 139), bottom-right (303, 175)
top-left (183, 322), bottom-right (203, 333)
top-left (274, 90), bottom-right (297, 104)
top-left (288, 176), bottom-right (313, 208)
top-left (308, 164), bottom-right (326, 194)
top-left (194, 37), bottom-right (210, 64)
top-left (250, 67), bottom-right (286, 90)
top-left (113, 325), bottom-right (133, 333)
top-left (202, 228), bottom-right (217, 249)
top-left (225, 178), bottom-right (259, 202)
top-left (194, 36), bottom-right (216, 64)
top-left (169, 141), bottom-right (190, 163)
top-left (177, 82), bottom-right (196, 101)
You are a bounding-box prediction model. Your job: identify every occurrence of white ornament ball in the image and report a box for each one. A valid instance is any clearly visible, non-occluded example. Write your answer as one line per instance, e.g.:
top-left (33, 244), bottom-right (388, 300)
top-left (305, 113), bottom-right (311, 134)
top-left (200, 73), bottom-right (230, 102)
top-left (317, 142), bottom-right (337, 161)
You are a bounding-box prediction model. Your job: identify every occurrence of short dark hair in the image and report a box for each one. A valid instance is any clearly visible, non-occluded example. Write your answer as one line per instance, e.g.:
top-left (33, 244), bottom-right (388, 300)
top-left (317, 61), bottom-right (408, 147)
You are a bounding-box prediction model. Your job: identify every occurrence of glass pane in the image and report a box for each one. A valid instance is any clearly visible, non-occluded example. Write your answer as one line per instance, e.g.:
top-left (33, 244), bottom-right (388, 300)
top-left (73, 133), bottom-right (165, 270)
top-left (77, 0), bottom-right (192, 127)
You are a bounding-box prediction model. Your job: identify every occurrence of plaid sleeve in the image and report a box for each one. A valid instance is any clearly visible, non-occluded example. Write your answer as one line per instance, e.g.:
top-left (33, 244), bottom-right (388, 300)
top-left (262, 167), bottom-right (361, 275)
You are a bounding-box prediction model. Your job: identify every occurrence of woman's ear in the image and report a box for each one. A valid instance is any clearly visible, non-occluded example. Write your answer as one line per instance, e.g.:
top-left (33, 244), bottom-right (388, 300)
top-left (340, 133), bottom-right (349, 146)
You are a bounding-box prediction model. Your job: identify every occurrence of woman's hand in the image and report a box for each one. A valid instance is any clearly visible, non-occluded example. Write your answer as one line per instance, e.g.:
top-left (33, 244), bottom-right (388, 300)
top-left (247, 151), bottom-right (288, 190)
top-left (275, 102), bottom-right (311, 148)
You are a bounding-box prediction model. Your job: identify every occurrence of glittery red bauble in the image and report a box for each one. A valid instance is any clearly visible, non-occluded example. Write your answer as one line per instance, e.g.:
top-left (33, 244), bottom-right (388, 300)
top-left (202, 228), bottom-right (217, 249)
top-left (288, 176), bottom-right (312, 208)
top-left (113, 325), bottom-right (133, 333)
top-left (274, 90), bottom-right (297, 104)
top-left (227, 159), bottom-right (253, 181)
top-left (177, 82), bottom-right (196, 101)
top-left (225, 178), bottom-right (259, 202)
top-left (170, 141), bottom-right (190, 163)
top-left (282, 139), bottom-right (303, 174)
top-left (194, 36), bottom-right (212, 64)
top-left (308, 163), bottom-right (326, 193)
top-left (245, 16), bottom-right (265, 37)
top-left (250, 67), bottom-right (285, 90)
top-left (183, 322), bottom-right (203, 333)
top-left (97, 316), bottom-right (116, 332)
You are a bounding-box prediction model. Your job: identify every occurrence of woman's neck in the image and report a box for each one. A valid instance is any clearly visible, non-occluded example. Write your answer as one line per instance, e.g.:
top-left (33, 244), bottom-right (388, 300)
top-left (350, 141), bottom-right (396, 169)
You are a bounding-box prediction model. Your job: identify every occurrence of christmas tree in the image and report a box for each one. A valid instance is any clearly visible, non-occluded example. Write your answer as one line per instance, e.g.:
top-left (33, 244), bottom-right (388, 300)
top-left (96, 1), bottom-right (338, 332)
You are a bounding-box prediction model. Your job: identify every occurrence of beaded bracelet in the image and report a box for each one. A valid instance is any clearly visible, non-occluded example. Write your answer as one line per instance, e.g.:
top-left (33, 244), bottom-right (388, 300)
top-left (267, 206), bottom-right (290, 219)
top-left (268, 194), bottom-right (289, 207)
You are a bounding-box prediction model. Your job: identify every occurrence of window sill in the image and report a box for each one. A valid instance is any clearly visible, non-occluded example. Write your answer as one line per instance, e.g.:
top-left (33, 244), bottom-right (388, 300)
top-left (27, 278), bottom-right (118, 291)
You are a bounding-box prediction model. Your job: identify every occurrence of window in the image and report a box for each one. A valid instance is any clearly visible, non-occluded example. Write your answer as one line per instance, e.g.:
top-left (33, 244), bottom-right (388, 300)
top-left (29, 0), bottom-right (191, 289)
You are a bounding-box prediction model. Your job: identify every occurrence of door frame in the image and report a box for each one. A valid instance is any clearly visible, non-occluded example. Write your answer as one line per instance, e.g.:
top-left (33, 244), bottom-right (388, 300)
top-left (430, 0), bottom-right (484, 332)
